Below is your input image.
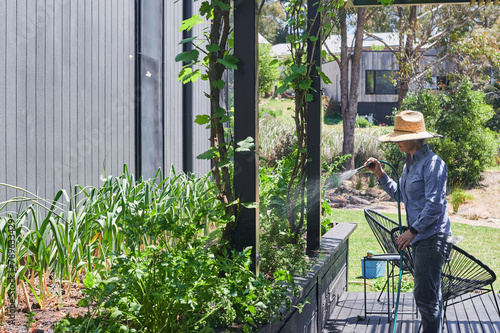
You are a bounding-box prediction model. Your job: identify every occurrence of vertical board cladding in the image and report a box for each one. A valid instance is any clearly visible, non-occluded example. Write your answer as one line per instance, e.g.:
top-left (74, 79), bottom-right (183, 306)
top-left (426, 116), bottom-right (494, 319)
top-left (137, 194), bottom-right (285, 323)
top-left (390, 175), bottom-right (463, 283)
top-left (0, 0), bottom-right (7, 202)
top-left (0, 0), bottom-right (135, 205)
top-left (190, 1), bottom-right (211, 176)
top-left (164, 1), bottom-right (184, 172)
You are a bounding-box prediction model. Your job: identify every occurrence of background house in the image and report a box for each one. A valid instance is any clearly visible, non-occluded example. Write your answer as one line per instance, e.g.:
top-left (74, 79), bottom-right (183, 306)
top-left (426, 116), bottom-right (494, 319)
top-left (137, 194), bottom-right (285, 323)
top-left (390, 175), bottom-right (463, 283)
top-left (0, 0), bottom-right (211, 204)
top-left (321, 33), bottom-right (450, 125)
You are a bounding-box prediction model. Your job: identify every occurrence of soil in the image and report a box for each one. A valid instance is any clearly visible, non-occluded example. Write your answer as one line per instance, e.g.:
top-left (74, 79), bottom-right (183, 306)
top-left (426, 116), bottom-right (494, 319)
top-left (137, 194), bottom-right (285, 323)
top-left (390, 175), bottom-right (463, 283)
top-left (1, 282), bottom-right (89, 333)
top-left (2, 172), bottom-right (499, 332)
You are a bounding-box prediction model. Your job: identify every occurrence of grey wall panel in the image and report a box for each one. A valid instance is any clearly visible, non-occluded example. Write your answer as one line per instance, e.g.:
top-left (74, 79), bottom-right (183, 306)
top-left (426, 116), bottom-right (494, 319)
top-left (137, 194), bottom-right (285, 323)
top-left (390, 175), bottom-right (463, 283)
top-left (0, 0), bottom-right (135, 205)
top-left (192, 69), bottom-right (211, 176)
top-left (0, 0), bottom-right (6, 202)
top-left (5, 1), bottom-right (17, 201)
top-left (163, 0), bottom-right (210, 177)
top-left (164, 1), bottom-right (183, 172)
top-left (190, 0), bottom-right (211, 176)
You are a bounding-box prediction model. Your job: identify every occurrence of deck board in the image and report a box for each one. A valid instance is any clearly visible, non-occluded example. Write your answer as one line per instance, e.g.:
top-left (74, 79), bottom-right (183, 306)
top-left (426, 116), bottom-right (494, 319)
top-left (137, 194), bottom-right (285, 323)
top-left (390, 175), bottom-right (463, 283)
top-left (324, 292), bottom-right (500, 333)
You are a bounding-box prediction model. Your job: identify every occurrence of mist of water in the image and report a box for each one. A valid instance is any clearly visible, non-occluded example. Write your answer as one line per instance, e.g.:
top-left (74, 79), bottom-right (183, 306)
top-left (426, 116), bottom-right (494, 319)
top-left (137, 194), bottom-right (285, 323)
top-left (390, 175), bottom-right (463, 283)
top-left (337, 169), bottom-right (358, 183)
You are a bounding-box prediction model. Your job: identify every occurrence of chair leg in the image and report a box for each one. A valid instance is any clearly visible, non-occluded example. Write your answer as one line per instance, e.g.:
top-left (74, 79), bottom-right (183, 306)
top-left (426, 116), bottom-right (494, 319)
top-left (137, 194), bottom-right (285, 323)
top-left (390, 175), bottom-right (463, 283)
top-left (377, 277), bottom-right (389, 302)
top-left (492, 284), bottom-right (500, 316)
top-left (442, 306), bottom-right (448, 332)
top-left (377, 262), bottom-right (396, 302)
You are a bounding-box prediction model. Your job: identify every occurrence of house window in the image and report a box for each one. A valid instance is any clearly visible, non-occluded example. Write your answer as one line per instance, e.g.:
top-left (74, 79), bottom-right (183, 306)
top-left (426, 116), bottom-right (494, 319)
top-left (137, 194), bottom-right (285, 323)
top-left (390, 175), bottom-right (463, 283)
top-left (424, 76), bottom-right (449, 90)
top-left (366, 70), bottom-right (398, 95)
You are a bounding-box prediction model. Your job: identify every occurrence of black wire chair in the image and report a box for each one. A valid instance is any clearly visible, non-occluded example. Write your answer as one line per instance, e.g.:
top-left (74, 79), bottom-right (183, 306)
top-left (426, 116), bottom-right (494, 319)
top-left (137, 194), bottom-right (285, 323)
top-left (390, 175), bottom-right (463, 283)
top-left (364, 209), bottom-right (414, 274)
top-left (363, 209), bottom-right (414, 298)
top-left (390, 226), bottom-right (500, 317)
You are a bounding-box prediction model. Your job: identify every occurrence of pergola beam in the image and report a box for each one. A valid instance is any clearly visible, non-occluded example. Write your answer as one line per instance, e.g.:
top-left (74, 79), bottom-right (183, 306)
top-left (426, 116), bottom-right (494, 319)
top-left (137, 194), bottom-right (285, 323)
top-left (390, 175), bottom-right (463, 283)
top-left (346, 0), bottom-right (476, 6)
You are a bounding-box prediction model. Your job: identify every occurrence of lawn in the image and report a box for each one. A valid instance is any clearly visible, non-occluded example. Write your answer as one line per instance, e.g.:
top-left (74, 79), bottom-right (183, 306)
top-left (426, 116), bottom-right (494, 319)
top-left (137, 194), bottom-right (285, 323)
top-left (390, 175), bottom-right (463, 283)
top-left (328, 209), bottom-right (500, 293)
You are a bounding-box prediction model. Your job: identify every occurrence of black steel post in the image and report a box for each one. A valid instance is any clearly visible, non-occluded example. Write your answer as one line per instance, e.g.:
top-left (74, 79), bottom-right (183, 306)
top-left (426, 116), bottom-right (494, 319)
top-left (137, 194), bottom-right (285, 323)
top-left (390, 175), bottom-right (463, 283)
top-left (233, 0), bottom-right (259, 273)
top-left (306, 0), bottom-right (322, 255)
top-left (182, 0), bottom-right (193, 173)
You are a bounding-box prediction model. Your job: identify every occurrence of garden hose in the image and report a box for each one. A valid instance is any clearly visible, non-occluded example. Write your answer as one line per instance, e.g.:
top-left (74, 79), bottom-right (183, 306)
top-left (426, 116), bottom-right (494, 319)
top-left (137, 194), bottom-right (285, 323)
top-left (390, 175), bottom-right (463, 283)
top-left (378, 160), bottom-right (403, 333)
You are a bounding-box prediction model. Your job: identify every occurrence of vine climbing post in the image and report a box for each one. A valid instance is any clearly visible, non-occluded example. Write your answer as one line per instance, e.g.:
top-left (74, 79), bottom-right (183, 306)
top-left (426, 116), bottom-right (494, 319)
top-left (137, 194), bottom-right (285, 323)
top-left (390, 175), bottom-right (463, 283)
top-left (306, 0), bottom-right (322, 254)
top-left (233, 0), bottom-right (259, 273)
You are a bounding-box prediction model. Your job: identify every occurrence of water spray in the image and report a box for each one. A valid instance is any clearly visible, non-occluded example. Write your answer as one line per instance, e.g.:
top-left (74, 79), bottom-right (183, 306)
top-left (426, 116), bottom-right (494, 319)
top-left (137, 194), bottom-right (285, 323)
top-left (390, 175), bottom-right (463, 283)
top-left (376, 160), bottom-right (403, 333)
top-left (337, 162), bottom-right (375, 183)
top-left (340, 160), bottom-right (403, 331)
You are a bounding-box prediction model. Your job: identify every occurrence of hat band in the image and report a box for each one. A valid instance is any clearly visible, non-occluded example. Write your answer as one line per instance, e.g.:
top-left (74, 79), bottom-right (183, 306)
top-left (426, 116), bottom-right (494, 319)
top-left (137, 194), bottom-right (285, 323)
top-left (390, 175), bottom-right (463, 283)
top-left (394, 129), bottom-right (423, 134)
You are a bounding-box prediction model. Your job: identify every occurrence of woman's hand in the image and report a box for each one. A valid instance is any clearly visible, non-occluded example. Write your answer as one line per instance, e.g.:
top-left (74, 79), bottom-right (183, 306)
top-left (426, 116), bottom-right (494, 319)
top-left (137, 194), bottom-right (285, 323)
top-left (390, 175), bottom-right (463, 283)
top-left (396, 230), bottom-right (417, 251)
top-left (365, 157), bottom-right (385, 179)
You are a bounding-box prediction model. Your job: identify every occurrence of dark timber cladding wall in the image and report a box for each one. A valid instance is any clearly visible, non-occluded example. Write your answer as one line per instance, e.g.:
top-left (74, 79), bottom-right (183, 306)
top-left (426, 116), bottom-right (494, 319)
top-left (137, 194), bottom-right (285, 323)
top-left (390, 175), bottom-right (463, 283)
top-left (163, 0), bottom-right (210, 176)
top-left (0, 0), bottom-right (135, 203)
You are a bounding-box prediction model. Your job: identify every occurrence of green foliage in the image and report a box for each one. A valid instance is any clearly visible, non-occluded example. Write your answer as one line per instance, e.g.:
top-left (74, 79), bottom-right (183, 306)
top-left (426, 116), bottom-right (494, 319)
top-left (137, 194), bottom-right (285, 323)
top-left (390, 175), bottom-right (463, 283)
top-left (258, 151), bottom-right (348, 277)
top-left (259, 151), bottom-right (308, 276)
top-left (272, 0), bottom-right (342, 243)
top-left (372, 274), bottom-right (414, 293)
top-left (402, 79), bottom-right (498, 186)
top-left (0, 166), bottom-right (294, 332)
top-left (259, 106), bottom-right (283, 119)
top-left (486, 113), bottom-right (500, 133)
top-left (176, 0), bottom-right (240, 247)
top-left (355, 116), bottom-right (372, 128)
top-left (259, 44), bottom-right (280, 95)
top-left (71, 247), bottom-right (292, 332)
top-left (450, 189), bottom-right (474, 213)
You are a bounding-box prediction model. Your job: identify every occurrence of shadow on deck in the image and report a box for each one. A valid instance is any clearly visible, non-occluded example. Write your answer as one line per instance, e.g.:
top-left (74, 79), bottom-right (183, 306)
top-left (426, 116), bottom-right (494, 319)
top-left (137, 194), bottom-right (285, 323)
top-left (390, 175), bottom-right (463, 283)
top-left (324, 292), bottom-right (500, 333)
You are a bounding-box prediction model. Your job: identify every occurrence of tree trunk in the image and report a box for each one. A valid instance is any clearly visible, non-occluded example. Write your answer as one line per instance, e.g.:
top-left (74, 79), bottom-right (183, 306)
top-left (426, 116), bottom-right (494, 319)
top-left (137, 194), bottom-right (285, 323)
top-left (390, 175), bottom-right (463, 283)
top-left (396, 6), bottom-right (417, 110)
top-left (342, 8), bottom-right (368, 170)
top-left (340, 8), bottom-right (350, 170)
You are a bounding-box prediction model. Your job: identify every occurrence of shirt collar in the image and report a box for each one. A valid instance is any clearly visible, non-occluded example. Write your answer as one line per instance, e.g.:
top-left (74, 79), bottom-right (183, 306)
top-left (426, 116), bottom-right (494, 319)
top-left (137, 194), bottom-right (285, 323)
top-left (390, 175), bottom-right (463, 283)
top-left (406, 144), bottom-right (429, 166)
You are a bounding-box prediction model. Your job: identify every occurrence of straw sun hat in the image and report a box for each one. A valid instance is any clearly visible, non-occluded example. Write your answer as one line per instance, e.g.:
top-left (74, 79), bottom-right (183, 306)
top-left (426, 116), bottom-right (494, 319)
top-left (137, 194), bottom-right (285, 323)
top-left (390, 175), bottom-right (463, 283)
top-left (378, 110), bottom-right (442, 142)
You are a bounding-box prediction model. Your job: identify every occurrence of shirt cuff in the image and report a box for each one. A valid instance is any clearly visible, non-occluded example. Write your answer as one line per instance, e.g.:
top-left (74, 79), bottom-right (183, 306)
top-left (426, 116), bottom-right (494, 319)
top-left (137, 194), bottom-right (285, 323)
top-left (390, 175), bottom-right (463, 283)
top-left (409, 226), bottom-right (419, 234)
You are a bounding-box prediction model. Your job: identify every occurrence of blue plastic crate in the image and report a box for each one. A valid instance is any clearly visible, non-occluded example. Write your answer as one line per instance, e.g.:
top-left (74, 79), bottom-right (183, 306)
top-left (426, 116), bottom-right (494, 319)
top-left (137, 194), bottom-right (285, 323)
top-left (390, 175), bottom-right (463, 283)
top-left (361, 258), bottom-right (386, 279)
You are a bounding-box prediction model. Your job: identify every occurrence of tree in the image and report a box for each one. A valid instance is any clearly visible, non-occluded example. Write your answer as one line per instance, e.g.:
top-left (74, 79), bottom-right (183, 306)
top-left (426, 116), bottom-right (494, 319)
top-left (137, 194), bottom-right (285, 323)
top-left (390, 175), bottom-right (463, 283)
top-left (258, 1), bottom-right (287, 44)
top-left (332, 7), bottom-right (378, 170)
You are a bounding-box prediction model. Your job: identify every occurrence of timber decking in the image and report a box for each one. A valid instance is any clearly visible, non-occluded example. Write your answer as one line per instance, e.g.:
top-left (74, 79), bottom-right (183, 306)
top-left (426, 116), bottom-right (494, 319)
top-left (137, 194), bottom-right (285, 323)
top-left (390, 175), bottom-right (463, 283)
top-left (324, 292), bottom-right (500, 333)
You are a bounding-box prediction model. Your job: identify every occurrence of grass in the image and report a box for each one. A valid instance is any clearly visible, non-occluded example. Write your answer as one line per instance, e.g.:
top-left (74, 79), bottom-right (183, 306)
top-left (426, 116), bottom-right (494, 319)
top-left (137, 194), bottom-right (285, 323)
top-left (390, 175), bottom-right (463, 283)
top-left (486, 164), bottom-right (500, 172)
top-left (259, 98), bottom-right (295, 123)
top-left (328, 209), bottom-right (500, 293)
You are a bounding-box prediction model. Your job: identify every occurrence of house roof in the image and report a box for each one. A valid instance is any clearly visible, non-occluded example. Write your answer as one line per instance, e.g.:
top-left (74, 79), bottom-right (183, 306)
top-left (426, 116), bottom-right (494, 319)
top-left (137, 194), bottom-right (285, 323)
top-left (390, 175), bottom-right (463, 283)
top-left (258, 34), bottom-right (271, 44)
top-left (269, 33), bottom-right (402, 58)
top-left (323, 32), bottom-right (399, 54)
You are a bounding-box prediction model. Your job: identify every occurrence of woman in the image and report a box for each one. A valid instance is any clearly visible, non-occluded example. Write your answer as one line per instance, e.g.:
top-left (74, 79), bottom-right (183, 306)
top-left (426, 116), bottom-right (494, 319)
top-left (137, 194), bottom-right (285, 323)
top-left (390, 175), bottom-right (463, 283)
top-left (365, 110), bottom-right (452, 333)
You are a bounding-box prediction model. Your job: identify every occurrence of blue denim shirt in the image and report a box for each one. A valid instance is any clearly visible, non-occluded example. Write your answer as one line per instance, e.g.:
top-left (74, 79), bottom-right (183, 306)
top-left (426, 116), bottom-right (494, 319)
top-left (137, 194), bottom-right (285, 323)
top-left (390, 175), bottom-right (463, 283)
top-left (378, 144), bottom-right (452, 244)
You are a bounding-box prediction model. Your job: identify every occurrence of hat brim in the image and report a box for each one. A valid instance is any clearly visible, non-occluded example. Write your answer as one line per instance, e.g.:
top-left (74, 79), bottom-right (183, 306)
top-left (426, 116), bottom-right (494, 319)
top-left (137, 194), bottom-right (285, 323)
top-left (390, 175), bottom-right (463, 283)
top-left (378, 131), bottom-right (442, 142)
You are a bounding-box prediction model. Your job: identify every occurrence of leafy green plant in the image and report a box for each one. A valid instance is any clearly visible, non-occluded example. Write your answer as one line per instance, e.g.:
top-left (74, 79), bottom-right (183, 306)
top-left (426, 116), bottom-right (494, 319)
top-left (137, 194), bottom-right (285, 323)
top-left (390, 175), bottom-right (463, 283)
top-left (450, 189), bottom-right (474, 213)
top-left (402, 79), bottom-right (498, 186)
top-left (271, 0), bottom-right (343, 244)
top-left (24, 311), bottom-right (37, 331)
top-left (355, 116), bottom-right (372, 128)
top-left (259, 44), bottom-right (280, 96)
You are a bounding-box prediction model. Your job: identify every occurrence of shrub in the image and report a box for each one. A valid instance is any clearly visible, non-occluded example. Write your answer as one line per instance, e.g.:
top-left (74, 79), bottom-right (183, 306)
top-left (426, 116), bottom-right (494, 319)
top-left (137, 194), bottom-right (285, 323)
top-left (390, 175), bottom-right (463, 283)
top-left (486, 113), bottom-right (500, 133)
top-left (323, 97), bottom-right (342, 125)
top-left (259, 106), bottom-right (283, 119)
top-left (355, 116), bottom-right (372, 128)
top-left (401, 79), bottom-right (498, 186)
top-left (259, 44), bottom-right (280, 96)
top-left (450, 189), bottom-right (474, 213)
